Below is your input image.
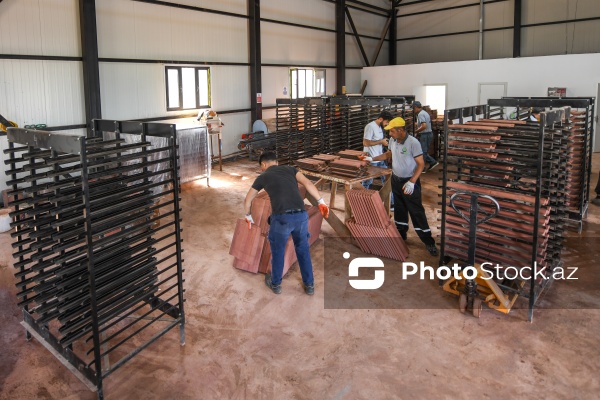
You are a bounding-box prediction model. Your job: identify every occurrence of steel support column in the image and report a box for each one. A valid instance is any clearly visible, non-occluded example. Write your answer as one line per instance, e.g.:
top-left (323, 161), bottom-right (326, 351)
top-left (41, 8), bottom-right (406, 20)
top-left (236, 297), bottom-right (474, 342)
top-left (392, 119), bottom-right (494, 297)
top-left (478, 0), bottom-right (484, 60)
top-left (389, 5), bottom-right (397, 65)
top-left (336, 0), bottom-right (346, 94)
top-left (513, 0), bottom-right (522, 57)
top-left (248, 0), bottom-right (262, 121)
top-left (79, 0), bottom-right (102, 136)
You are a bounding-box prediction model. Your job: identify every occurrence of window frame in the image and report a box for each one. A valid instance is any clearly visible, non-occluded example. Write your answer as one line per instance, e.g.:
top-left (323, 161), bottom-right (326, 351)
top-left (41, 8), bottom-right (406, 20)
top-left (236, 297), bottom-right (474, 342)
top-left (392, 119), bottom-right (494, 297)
top-left (165, 66), bottom-right (211, 111)
top-left (289, 67), bottom-right (326, 99)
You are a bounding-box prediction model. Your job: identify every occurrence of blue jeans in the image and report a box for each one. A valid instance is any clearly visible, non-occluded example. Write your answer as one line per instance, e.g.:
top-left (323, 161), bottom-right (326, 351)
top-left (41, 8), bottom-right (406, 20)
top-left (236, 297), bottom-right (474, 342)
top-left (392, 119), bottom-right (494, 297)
top-left (268, 211), bottom-right (313, 286)
top-left (362, 161), bottom-right (387, 189)
top-left (419, 132), bottom-right (436, 165)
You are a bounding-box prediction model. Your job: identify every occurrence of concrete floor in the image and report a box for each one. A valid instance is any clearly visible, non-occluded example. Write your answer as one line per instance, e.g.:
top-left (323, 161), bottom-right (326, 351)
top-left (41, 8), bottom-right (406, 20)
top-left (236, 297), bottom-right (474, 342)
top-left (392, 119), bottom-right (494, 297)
top-left (1, 155), bottom-right (599, 399)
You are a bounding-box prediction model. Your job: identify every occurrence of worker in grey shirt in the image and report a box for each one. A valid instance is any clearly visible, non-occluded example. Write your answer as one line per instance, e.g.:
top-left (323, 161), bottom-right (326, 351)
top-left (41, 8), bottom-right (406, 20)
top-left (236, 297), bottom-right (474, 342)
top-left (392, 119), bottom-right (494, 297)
top-left (413, 101), bottom-right (438, 173)
top-left (362, 111), bottom-right (392, 189)
top-left (365, 117), bottom-right (437, 256)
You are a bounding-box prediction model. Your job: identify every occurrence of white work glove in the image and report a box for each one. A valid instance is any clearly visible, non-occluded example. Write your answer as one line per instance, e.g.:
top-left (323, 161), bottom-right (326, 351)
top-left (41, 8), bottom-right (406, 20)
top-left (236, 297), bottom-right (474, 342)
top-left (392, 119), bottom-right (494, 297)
top-left (245, 214), bottom-right (254, 230)
top-left (317, 197), bottom-right (330, 218)
top-left (402, 181), bottom-right (415, 195)
top-left (364, 156), bottom-right (373, 162)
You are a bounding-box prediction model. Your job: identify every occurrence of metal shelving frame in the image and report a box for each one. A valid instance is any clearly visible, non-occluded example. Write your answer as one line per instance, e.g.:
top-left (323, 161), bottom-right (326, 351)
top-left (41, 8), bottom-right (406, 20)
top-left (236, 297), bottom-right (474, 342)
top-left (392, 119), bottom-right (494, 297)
top-left (4, 120), bottom-right (186, 399)
top-left (440, 104), bottom-right (569, 321)
top-left (274, 96), bottom-right (409, 165)
top-left (497, 97), bottom-right (596, 232)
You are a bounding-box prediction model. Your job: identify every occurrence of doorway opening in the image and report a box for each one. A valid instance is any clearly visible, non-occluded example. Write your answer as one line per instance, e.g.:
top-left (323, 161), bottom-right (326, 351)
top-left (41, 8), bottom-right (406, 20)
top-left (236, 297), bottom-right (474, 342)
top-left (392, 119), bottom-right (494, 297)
top-left (425, 84), bottom-right (447, 114)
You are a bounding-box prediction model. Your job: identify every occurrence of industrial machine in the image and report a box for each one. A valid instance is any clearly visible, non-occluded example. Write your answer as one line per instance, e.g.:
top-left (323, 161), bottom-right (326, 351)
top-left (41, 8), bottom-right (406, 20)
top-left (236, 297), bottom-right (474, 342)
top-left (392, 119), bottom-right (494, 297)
top-left (237, 119), bottom-right (276, 160)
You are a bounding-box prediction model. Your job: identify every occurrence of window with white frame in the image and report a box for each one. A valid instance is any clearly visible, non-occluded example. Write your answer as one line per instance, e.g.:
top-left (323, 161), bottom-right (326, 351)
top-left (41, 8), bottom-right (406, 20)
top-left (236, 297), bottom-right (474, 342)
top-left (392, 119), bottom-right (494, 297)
top-left (290, 68), bottom-right (326, 99)
top-left (165, 66), bottom-right (211, 111)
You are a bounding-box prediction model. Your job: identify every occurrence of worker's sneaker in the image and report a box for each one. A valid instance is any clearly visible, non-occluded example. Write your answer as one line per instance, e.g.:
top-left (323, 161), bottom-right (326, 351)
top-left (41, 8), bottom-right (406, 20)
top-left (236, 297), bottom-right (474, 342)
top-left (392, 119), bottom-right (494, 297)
top-left (303, 283), bottom-right (315, 296)
top-left (421, 166), bottom-right (427, 174)
top-left (428, 161), bottom-right (440, 171)
top-left (592, 196), bottom-right (600, 206)
top-left (265, 273), bottom-right (281, 294)
top-left (426, 244), bottom-right (438, 256)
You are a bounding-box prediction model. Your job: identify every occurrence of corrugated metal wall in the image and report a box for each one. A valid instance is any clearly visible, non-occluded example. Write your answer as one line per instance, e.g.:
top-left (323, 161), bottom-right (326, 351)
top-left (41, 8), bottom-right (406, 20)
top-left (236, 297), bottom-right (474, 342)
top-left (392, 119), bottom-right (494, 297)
top-left (1, 0), bottom-right (388, 159)
top-left (2, 0), bottom-right (598, 159)
top-left (395, 0), bottom-right (600, 64)
top-left (522, 0), bottom-right (600, 56)
top-left (96, 0), bottom-right (254, 156)
top-left (0, 0), bottom-right (83, 127)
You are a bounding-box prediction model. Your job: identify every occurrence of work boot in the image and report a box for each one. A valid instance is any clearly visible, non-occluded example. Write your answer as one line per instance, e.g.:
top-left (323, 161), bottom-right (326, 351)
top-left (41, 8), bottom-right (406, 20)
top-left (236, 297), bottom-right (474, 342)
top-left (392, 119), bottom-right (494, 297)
top-left (303, 283), bottom-right (314, 296)
top-left (426, 244), bottom-right (438, 256)
top-left (428, 161), bottom-right (440, 171)
top-left (265, 273), bottom-right (281, 294)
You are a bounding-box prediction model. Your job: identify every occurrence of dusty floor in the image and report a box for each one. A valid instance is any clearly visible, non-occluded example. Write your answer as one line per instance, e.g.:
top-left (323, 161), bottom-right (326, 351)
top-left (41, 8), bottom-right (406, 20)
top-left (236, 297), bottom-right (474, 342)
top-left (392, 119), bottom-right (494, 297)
top-left (1, 155), bottom-right (600, 400)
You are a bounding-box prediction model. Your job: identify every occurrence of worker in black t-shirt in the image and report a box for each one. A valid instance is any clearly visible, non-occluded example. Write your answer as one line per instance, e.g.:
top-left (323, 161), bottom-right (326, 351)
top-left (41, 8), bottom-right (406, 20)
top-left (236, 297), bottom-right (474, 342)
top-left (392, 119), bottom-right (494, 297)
top-left (244, 151), bottom-right (329, 295)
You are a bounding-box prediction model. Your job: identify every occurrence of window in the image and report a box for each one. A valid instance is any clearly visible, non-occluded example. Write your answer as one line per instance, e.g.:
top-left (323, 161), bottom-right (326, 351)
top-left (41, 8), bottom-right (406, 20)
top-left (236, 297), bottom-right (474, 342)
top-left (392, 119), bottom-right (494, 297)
top-left (165, 66), bottom-right (211, 111)
top-left (290, 68), bottom-right (326, 99)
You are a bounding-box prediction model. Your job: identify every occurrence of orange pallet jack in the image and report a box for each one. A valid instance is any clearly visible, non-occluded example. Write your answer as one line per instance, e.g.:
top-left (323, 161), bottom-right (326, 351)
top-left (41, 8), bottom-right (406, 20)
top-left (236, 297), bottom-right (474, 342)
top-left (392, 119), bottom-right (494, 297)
top-left (0, 113), bottom-right (18, 132)
top-left (442, 191), bottom-right (523, 317)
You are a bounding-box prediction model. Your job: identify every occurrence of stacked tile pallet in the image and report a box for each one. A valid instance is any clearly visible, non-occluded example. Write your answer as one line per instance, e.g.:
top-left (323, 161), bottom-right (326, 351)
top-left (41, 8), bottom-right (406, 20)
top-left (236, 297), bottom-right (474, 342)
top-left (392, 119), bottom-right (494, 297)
top-left (274, 96), bottom-right (410, 165)
top-left (345, 189), bottom-right (409, 261)
top-left (439, 108), bottom-right (569, 321)
top-left (329, 159), bottom-right (369, 178)
top-left (294, 153), bottom-right (341, 172)
top-left (275, 97), bottom-right (327, 165)
top-left (492, 97), bottom-right (596, 233)
top-left (4, 121), bottom-right (186, 398)
top-left (328, 97), bottom-right (392, 152)
top-left (441, 105), bottom-right (488, 165)
top-left (294, 157), bottom-right (328, 172)
top-left (364, 96), bottom-right (412, 124)
top-left (229, 186), bottom-right (323, 276)
top-left (564, 110), bottom-right (589, 216)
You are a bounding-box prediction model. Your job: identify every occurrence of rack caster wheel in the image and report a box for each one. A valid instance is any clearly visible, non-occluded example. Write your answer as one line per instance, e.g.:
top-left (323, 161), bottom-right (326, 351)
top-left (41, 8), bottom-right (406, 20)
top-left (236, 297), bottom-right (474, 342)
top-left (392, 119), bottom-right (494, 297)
top-left (459, 293), bottom-right (467, 313)
top-left (472, 298), bottom-right (483, 318)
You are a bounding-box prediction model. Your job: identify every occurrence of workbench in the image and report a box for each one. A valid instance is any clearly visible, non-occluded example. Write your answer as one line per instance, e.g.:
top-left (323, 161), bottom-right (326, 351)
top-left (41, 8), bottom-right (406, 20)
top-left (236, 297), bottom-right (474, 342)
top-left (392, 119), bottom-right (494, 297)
top-left (298, 166), bottom-right (393, 239)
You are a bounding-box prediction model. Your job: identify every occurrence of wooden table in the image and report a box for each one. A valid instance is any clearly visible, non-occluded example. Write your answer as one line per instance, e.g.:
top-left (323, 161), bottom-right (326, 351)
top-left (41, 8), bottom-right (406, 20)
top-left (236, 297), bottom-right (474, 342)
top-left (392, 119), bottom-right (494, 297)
top-left (298, 166), bottom-right (393, 239)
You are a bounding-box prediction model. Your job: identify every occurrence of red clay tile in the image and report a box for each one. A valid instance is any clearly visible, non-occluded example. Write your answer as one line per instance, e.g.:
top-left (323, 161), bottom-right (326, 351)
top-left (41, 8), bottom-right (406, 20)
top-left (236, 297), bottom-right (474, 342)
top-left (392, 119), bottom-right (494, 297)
top-left (229, 219), bottom-right (265, 273)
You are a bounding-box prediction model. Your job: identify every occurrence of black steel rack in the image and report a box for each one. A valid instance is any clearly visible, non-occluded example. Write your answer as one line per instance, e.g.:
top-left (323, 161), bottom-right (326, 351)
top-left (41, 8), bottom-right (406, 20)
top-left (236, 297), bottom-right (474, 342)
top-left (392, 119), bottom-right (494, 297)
top-left (4, 120), bottom-right (186, 399)
top-left (439, 106), bottom-right (570, 321)
top-left (496, 97), bottom-right (596, 232)
top-left (275, 97), bottom-right (328, 164)
top-left (440, 104), bottom-right (489, 163)
top-left (274, 96), bottom-right (410, 165)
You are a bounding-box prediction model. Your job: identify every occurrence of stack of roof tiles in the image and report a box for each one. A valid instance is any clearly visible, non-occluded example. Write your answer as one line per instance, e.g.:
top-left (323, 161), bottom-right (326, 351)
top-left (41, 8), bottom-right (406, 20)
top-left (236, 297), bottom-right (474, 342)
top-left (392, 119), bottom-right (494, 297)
top-left (329, 158), bottom-right (369, 178)
top-left (337, 149), bottom-right (366, 160)
top-left (294, 153), bottom-right (343, 172)
top-left (229, 185), bottom-right (323, 276)
top-left (432, 115), bottom-right (445, 132)
top-left (345, 189), bottom-right (409, 261)
top-left (294, 157), bottom-right (328, 171)
top-left (312, 153), bottom-right (340, 163)
top-left (564, 112), bottom-right (587, 210)
top-left (441, 115), bottom-right (569, 282)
